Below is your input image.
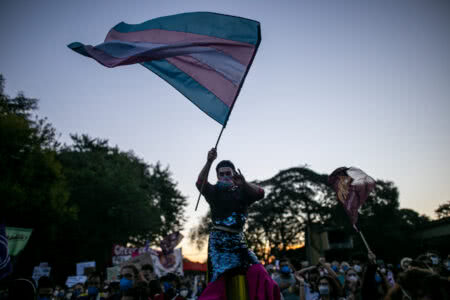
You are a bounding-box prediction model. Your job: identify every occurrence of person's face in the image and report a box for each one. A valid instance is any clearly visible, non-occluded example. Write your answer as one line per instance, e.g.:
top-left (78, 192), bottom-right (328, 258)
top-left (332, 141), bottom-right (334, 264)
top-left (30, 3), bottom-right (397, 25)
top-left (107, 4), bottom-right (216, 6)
top-left (346, 270), bottom-right (358, 283)
top-left (427, 253), bottom-right (440, 265)
top-left (120, 268), bottom-right (136, 283)
top-left (142, 269), bottom-right (154, 281)
top-left (217, 167), bottom-right (234, 182)
top-left (87, 276), bottom-right (101, 289)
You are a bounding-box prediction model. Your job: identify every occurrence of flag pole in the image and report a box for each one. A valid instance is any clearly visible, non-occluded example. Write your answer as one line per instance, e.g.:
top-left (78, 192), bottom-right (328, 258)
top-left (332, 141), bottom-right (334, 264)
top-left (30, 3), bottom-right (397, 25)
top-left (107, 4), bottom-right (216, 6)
top-left (353, 224), bottom-right (371, 253)
top-left (194, 125), bottom-right (226, 211)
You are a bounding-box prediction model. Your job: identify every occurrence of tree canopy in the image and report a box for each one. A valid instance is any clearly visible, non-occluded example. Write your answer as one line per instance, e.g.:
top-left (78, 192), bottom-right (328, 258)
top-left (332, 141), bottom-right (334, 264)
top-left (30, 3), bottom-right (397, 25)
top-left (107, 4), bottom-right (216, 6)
top-left (1, 74), bottom-right (187, 282)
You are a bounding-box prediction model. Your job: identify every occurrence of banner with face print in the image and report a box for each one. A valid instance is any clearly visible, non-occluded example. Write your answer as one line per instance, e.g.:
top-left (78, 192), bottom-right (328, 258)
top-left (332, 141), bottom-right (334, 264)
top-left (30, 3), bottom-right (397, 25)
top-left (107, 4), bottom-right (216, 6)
top-left (151, 248), bottom-right (183, 277)
top-left (328, 167), bottom-right (376, 225)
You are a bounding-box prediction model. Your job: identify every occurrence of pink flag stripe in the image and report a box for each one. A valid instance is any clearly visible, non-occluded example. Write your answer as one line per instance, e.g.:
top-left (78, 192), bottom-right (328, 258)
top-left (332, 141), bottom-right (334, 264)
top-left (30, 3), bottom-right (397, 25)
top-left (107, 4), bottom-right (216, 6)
top-left (83, 44), bottom-right (240, 106)
top-left (166, 55), bottom-right (237, 107)
top-left (84, 45), bottom-right (146, 68)
top-left (105, 28), bottom-right (255, 66)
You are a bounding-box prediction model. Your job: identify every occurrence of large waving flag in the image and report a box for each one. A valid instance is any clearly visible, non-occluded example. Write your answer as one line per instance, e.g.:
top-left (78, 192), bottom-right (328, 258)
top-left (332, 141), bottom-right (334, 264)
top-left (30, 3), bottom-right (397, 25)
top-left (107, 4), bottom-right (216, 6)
top-left (69, 12), bottom-right (261, 125)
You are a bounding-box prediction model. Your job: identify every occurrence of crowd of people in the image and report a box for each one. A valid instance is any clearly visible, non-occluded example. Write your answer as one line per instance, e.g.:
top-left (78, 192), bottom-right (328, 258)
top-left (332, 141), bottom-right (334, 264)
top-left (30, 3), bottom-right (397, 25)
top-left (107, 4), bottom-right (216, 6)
top-left (3, 263), bottom-right (207, 300)
top-left (268, 251), bottom-right (450, 300)
top-left (2, 250), bottom-right (449, 300)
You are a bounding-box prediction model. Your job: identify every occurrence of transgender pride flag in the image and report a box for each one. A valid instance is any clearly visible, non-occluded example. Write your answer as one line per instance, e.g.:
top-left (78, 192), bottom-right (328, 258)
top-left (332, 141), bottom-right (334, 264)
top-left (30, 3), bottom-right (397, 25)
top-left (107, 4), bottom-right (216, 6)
top-left (69, 12), bottom-right (261, 125)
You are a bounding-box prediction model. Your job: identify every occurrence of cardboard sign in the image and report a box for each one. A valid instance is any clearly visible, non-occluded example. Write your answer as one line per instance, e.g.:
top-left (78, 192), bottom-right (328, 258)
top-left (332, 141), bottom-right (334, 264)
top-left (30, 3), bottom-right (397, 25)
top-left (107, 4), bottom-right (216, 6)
top-left (106, 266), bottom-right (121, 282)
top-left (32, 264), bottom-right (51, 283)
top-left (76, 261), bottom-right (96, 276)
top-left (66, 275), bottom-right (87, 287)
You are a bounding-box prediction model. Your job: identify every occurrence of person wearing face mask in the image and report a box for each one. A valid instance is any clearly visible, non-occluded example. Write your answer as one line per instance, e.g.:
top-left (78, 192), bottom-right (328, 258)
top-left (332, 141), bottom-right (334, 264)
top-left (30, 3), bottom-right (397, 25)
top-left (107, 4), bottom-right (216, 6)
top-left (78, 272), bottom-right (105, 300)
top-left (111, 264), bottom-right (149, 300)
top-left (71, 283), bottom-right (84, 299)
top-left (196, 148), bottom-right (280, 300)
top-left (343, 268), bottom-right (361, 300)
top-left (315, 276), bottom-right (341, 300)
top-left (273, 260), bottom-right (296, 299)
top-left (170, 284), bottom-right (189, 300)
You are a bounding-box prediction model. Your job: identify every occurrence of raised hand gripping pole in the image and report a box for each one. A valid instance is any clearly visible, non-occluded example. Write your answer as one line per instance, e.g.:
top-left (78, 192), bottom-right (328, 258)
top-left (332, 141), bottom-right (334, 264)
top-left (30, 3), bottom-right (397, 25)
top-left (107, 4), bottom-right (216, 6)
top-left (194, 125), bottom-right (226, 211)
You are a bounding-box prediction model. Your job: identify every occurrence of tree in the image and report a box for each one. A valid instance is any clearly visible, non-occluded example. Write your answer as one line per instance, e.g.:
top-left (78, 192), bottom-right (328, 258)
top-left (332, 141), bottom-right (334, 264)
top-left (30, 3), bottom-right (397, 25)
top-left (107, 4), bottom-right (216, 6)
top-left (57, 135), bottom-right (187, 273)
top-left (247, 167), bottom-right (333, 259)
top-left (435, 201), bottom-right (450, 219)
top-left (0, 74), bottom-right (76, 278)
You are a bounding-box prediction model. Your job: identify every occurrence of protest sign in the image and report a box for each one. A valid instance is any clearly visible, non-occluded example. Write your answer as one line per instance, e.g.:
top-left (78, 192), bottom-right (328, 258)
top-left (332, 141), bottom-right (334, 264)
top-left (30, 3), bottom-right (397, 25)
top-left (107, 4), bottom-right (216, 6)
top-left (65, 275), bottom-right (87, 287)
top-left (151, 248), bottom-right (183, 277)
top-left (106, 266), bottom-right (120, 282)
top-left (5, 227), bottom-right (33, 256)
top-left (112, 244), bottom-right (158, 266)
top-left (32, 263), bottom-right (51, 282)
top-left (120, 252), bottom-right (153, 270)
top-left (76, 261), bottom-right (96, 276)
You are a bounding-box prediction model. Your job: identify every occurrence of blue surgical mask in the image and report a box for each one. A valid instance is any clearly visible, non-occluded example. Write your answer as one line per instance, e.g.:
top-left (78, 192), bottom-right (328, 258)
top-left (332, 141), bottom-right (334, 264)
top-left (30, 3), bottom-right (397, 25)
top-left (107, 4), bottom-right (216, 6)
top-left (180, 289), bottom-right (189, 297)
top-left (120, 277), bottom-right (133, 291)
top-left (163, 282), bottom-right (172, 292)
top-left (342, 265), bottom-right (349, 271)
top-left (281, 266), bottom-right (291, 274)
top-left (217, 181), bottom-right (234, 189)
top-left (88, 286), bottom-right (99, 296)
top-left (319, 285), bottom-right (330, 295)
top-left (375, 274), bottom-right (382, 283)
top-left (331, 265), bottom-right (338, 272)
top-left (430, 256), bottom-right (439, 265)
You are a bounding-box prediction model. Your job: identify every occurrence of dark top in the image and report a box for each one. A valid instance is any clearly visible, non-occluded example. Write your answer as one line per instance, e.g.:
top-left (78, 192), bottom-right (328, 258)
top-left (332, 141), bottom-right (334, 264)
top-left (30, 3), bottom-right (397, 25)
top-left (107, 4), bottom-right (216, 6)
top-left (199, 183), bottom-right (263, 231)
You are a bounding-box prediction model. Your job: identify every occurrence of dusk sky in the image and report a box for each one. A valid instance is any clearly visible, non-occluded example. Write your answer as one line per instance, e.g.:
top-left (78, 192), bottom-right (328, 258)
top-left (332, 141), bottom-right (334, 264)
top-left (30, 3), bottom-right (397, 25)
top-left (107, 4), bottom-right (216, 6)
top-left (1, 0), bottom-right (449, 261)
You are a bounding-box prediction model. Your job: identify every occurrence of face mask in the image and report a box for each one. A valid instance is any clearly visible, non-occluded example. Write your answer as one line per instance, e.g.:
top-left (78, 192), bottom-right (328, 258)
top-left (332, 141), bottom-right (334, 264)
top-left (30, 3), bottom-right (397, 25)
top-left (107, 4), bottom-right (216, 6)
top-left (88, 286), bottom-right (99, 296)
top-left (180, 289), bottom-right (188, 297)
top-left (430, 256), bottom-right (439, 265)
top-left (281, 266), bottom-right (291, 274)
top-left (38, 297), bottom-right (51, 300)
top-left (353, 265), bottom-right (362, 273)
top-left (347, 274), bottom-right (358, 282)
top-left (217, 180), bottom-right (234, 189)
top-left (342, 265), bottom-right (349, 271)
top-left (163, 282), bottom-right (172, 292)
top-left (318, 285), bottom-right (329, 295)
top-left (319, 271), bottom-right (324, 276)
top-left (380, 268), bottom-right (386, 274)
top-left (120, 277), bottom-right (133, 291)
top-left (445, 261), bottom-right (450, 270)
top-left (53, 290), bottom-right (59, 297)
top-left (375, 274), bottom-right (382, 283)
top-left (331, 265), bottom-right (338, 272)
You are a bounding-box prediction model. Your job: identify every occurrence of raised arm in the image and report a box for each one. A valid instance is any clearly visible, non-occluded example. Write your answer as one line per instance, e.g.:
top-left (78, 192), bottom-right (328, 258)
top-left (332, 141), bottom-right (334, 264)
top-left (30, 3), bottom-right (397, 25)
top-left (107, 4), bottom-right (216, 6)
top-left (196, 148), bottom-right (217, 192)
